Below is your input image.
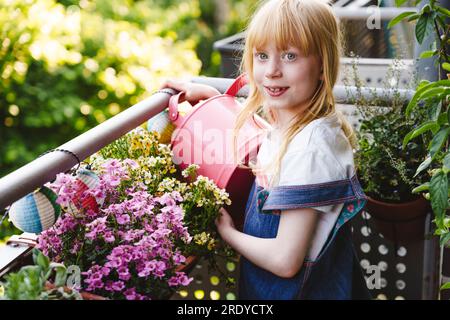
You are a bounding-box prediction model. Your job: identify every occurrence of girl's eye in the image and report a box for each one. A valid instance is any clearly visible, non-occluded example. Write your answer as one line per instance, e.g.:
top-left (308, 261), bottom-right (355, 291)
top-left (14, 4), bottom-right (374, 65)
top-left (283, 52), bottom-right (297, 61)
top-left (255, 52), bottom-right (268, 60)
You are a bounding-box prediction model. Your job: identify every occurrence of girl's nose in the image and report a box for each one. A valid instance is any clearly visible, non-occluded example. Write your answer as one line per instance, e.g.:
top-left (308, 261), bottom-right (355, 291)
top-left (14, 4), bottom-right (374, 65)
top-left (265, 60), bottom-right (282, 79)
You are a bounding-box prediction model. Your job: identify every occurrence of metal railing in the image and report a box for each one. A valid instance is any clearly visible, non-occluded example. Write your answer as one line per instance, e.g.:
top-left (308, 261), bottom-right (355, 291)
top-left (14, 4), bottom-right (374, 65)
top-left (0, 89), bottom-right (175, 210)
top-left (332, 7), bottom-right (417, 20)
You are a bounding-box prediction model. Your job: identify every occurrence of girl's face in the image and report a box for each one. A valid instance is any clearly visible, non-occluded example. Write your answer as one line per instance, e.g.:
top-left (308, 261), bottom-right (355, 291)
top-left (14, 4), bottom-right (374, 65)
top-left (252, 43), bottom-right (323, 126)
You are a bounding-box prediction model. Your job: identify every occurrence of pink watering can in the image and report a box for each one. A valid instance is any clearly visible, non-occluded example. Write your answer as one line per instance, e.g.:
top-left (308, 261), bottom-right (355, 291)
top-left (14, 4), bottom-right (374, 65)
top-left (168, 74), bottom-right (271, 230)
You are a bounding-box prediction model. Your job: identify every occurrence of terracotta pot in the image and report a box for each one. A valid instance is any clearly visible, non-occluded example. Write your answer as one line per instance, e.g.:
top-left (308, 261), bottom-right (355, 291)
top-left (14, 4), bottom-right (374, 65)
top-left (175, 255), bottom-right (198, 274)
top-left (365, 195), bottom-right (430, 244)
top-left (80, 291), bottom-right (108, 300)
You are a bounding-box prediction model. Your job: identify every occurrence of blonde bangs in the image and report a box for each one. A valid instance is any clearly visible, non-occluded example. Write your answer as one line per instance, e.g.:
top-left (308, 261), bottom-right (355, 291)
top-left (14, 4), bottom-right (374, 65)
top-left (246, 0), bottom-right (315, 56)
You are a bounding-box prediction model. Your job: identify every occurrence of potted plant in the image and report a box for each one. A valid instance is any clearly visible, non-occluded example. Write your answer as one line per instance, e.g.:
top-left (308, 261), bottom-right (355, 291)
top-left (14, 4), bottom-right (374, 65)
top-left (388, 0), bottom-right (450, 292)
top-left (33, 128), bottom-right (235, 300)
top-left (346, 56), bottom-right (432, 244)
top-left (0, 249), bottom-right (83, 300)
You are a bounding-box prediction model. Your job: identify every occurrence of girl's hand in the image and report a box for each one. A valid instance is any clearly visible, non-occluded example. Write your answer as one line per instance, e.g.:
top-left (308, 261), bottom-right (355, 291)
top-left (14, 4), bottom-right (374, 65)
top-left (160, 79), bottom-right (220, 105)
top-left (215, 207), bottom-right (235, 239)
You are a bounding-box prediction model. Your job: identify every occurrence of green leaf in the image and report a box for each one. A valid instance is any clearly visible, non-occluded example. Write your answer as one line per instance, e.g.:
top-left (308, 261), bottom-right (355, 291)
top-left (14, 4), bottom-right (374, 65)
top-left (395, 0), bottom-right (408, 6)
top-left (429, 126), bottom-right (450, 160)
top-left (419, 87), bottom-right (446, 101)
top-left (436, 6), bottom-right (450, 18)
top-left (438, 112), bottom-right (449, 125)
top-left (444, 153), bottom-right (450, 170)
top-left (406, 13), bottom-right (420, 22)
top-left (441, 281), bottom-right (450, 290)
top-left (415, 156), bottom-right (432, 177)
top-left (33, 250), bottom-right (49, 271)
top-left (403, 130), bottom-right (415, 149)
top-left (406, 80), bottom-right (450, 116)
top-left (415, 13), bottom-right (433, 44)
top-left (403, 121), bottom-right (439, 149)
top-left (412, 182), bottom-right (430, 193)
top-left (49, 262), bottom-right (66, 270)
top-left (417, 80), bottom-right (431, 90)
top-left (54, 268), bottom-right (68, 287)
top-left (420, 50), bottom-right (437, 58)
top-left (443, 62), bottom-right (450, 72)
top-left (388, 11), bottom-right (417, 29)
top-left (430, 169), bottom-right (448, 222)
top-left (440, 232), bottom-right (450, 247)
top-left (429, 100), bottom-right (442, 121)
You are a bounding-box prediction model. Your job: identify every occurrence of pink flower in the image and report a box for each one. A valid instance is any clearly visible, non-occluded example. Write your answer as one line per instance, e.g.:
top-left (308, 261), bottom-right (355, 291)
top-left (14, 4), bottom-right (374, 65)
top-left (157, 193), bottom-right (176, 207)
top-left (116, 214), bottom-right (130, 225)
top-left (124, 287), bottom-right (138, 300)
top-left (111, 281), bottom-right (125, 292)
top-left (85, 216), bottom-right (108, 240)
top-left (138, 260), bottom-right (156, 278)
top-left (153, 261), bottom-right (167, 279)
top-left (104, 281), bottom-right (114, 292)
top-left (117, 266), bottom-right (131, 281)
top-left (103, 231), bottom-right (115, 243)
top-left (101, 267), bottom-right (111, 276)
top-left (168, 272), bottom-right (193, 287)
top-left (173, 252), bottom-right (186, 265)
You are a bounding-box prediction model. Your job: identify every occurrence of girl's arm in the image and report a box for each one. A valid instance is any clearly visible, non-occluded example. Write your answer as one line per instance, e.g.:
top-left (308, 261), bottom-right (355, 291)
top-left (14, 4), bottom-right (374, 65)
top-left (160, 79), bottom-right (220, 104)
top-left (215, 207), bottom-right (319, 278)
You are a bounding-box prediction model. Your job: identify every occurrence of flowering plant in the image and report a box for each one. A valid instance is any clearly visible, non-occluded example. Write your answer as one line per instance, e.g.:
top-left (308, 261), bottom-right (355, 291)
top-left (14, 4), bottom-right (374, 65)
top-left (37, 127), bottom-right (235, 300)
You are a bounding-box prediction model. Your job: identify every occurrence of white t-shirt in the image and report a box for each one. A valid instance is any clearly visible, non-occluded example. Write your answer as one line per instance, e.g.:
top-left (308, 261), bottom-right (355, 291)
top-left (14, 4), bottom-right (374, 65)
top-left (255, 113), bottom-right (356, 261)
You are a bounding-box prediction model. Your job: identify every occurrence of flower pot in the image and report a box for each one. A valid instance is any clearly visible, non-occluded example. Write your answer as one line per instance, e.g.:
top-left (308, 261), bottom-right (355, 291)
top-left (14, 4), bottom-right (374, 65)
top-left (80, 291), bottom-right (108, 300)
top-left (365, 195), bottom-right (430, 244)
top-left (175, 255), bottom-right (198, 274)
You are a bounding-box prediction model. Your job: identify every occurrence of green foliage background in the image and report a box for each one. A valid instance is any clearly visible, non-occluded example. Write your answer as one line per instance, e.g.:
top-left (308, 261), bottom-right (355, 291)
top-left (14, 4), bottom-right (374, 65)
top-left (0, 0), bottom-right (258, 240)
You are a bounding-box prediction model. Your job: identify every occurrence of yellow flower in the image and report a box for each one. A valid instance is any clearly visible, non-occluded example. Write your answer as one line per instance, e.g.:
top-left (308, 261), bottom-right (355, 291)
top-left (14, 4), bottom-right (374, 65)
top-left (207, 239), bottom-right (216, 251)
top-left (0, 284), bottom-right (4, 297)
top-left (194, 232), bottom-right (210, 245)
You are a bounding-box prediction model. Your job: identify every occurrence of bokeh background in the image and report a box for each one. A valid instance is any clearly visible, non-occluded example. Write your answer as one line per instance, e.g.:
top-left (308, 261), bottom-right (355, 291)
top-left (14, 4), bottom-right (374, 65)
top-left (0, 0), bottom-right (260, 241)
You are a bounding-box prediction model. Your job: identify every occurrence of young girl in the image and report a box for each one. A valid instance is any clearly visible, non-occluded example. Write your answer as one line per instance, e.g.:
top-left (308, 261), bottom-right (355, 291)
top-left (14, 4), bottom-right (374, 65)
top-left (162, 0), bottom-right (369, 300)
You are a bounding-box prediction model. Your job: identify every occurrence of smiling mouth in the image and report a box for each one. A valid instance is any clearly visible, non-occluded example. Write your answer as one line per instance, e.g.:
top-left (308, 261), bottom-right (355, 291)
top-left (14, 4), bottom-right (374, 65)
top-left (264, 86), bottom-right (289, 97)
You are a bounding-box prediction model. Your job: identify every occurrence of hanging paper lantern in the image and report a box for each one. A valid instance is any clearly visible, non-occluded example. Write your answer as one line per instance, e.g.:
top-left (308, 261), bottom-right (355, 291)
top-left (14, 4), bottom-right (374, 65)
top-left (66, 168), bottom-right (102, 216)
top-left (147, 109), bottom-right (176, 144)
top-left (8, 186), bottom-right (61, 234)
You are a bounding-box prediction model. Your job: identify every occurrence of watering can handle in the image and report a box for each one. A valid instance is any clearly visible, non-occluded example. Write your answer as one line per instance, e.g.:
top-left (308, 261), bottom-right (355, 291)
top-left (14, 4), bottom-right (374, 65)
top-left (168, 74), bottom-right (248, 123)
top-left (168, 91), bottom-right (185, 122)
top-left (225, 73), bottom-right (248, 97)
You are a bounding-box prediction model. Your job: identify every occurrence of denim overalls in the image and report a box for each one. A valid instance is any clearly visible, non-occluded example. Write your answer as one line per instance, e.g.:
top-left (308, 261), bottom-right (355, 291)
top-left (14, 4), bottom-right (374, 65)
top-left (239, 175), bottom-right (370, 300)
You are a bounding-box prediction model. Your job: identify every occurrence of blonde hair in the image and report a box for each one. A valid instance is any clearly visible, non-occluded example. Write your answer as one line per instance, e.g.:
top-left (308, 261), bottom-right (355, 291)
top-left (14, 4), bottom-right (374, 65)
top-left (233, 0), bottom-right (356, 188)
